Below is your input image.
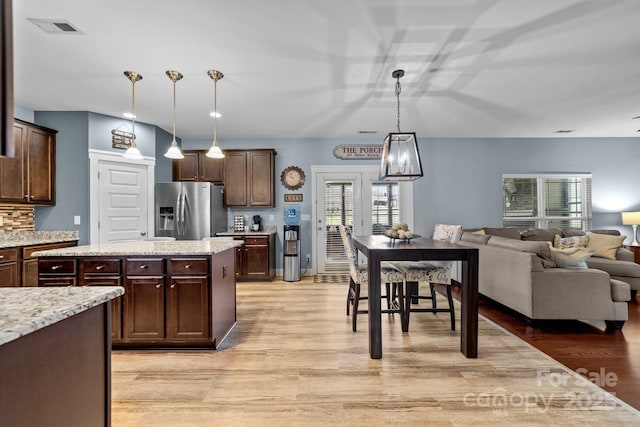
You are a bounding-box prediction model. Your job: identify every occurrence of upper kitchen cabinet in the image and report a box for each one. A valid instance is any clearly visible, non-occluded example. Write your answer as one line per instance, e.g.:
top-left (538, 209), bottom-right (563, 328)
top-left (172, 150), bottom-right (224, 184)
top-left (223, 149), bottom-right (276, 208)
top-left (0, 119), bottom-right (56, 205)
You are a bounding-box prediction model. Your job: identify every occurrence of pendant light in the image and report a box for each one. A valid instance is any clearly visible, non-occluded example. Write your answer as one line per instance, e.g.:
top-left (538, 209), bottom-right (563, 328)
top-left (123, 71), bottom-right (144, 160)
top-left (164, 70), bottom-right (184, 159)
top-left (379, 69), bottom-right (423, 181)
top-left (206, 69), bottom-right (225, 159)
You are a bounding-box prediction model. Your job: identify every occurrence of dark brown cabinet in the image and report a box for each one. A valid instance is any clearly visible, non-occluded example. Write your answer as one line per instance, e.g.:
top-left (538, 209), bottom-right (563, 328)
top-left (80, 258), bottom-right (123, 341)
top-left (0, 248), bottom-right (18, 287)
top-left (233, 235), bottom-right (275, 281)
top-left (21, 241), bottom-right (77, 287)
top-left (0, 119), bottom-right (56, 205)
top-left (223, 149), bottom-right (276, 208)
top-left (172, 150), bottom-right (224, 184)
top-left (39, 250), bottom-right (237, 348)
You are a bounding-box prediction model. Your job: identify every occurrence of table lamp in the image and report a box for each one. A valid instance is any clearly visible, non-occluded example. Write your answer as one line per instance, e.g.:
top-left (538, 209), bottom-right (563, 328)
top-left (622, 211), bottom-right (640, 246)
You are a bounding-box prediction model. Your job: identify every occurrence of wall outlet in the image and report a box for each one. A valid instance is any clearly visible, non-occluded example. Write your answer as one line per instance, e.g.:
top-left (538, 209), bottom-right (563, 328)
top-left (73, 215), bottom-right (81, 225)
top-left (269, 214), bottom-right (274, 221)
top-left (306, 254), bottom-right (311, 263)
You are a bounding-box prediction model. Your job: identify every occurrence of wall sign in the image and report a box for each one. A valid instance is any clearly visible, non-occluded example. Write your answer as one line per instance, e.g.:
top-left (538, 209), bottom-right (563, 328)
top-left (112, 129), bottom-right (135, 149)
top-left (284, 193), bottom-right (303, 202)
top-left (333, 144), bottom-right (382, 159)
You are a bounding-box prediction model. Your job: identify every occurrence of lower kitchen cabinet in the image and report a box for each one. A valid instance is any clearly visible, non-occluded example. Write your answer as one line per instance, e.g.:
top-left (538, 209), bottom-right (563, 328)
top-left (233, 234), bottom-right (275, 281)
top-left (38, 249), bottom-right (237, 348)
top-left (0, 248), bottom-right (19, 287)
top-left (0, 241), bottom-right (77, 288)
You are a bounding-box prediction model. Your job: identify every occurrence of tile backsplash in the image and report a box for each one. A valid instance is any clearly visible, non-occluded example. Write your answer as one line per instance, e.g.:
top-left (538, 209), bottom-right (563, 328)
top-left (0, 205), bottom-right (35, 231)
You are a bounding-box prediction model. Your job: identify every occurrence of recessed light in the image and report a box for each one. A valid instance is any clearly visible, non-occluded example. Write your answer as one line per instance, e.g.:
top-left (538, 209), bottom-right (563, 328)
top-left (554, 130), bottom-right (575, 133)
top-left (210, 111), bottom-right (221, 118)
top-left (123, 113), bottom-right (136, 119)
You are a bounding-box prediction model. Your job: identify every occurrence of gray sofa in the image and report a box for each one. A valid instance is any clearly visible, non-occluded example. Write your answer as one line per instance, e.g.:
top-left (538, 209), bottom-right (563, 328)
top-left (460, 228), bottom-right (639, 329)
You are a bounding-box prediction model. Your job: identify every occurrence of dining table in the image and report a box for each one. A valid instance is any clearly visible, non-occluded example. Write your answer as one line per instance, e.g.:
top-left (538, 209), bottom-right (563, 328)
top-left (351, 235), bottom-right (479, 359)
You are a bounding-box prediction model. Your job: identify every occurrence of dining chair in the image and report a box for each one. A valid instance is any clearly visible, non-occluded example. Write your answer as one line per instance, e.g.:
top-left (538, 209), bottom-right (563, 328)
top-left (395, 224), bottom-right (463, 332)
top-left (339, 225), bottom-right (405, 332)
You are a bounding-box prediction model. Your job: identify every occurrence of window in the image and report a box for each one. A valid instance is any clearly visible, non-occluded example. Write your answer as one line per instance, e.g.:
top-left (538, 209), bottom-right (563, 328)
top-left (503, 174), bottom-right (592, 230)
top-left (371, 182), bottom-right (400, 235)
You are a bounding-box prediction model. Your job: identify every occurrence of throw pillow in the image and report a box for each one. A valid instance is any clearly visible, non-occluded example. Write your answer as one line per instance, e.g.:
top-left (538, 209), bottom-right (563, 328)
top-left (548, 244), bottom-right (596, 269)
top-left (586, 232), bottom-right (626, 260)
top-left (553, 234), bottom-right (589, 249)
top-left (472, 229), bottom-right (486, 235)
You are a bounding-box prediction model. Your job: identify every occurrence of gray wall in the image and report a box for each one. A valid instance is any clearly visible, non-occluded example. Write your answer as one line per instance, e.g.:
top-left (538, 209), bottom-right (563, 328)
top-left (18, 108), bottom-right (640, 263)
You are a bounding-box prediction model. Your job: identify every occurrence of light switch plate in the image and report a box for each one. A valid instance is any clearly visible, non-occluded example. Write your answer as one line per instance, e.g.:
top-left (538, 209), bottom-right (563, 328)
top-left (74, 215), bottom-right (81, 225)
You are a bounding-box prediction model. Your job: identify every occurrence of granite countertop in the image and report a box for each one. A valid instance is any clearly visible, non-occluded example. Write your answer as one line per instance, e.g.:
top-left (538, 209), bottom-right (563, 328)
top-left (32, 239), bottom-right (241, 257)
top-left (0, 230), bottom-right (79, 249)
top-left (0, 286), bottom-right (124, 346)
top-left (217, 225), bottom-right (278, 237)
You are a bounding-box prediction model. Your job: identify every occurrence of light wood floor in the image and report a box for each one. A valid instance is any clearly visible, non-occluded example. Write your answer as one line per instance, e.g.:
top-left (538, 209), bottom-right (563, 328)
top-left (111, 278), bottom-right (640, 426)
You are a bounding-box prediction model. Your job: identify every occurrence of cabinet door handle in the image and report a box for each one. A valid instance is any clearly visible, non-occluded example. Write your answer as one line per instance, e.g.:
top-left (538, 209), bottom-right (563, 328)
top-left (51, 265), bottom-right (62, 271)
top-left (156, 283), bottom-right (162, 289)
top-left (96, 265), bottom-right (105, 270)
top-left (0, 255), bottom-right (4, 259)
top-left (171, 282), bottom-right (177, 288)
top-left (222, 265), bottom-right (227, 278)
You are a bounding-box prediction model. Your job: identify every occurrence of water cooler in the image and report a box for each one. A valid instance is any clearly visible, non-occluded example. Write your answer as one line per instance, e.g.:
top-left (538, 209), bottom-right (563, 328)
top-left (283, 205), bottom-right (301, 282)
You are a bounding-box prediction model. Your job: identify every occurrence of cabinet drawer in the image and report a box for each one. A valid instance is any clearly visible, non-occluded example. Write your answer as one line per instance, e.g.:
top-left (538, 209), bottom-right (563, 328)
top-left (0, 248), bottom-right (18, 263)
top-left (126, 258), bottom-right (164, 275)
top-left (81, 276), bottom-right (122, 287)
top-left (39, 277), bottom-right (76, 287)
top-left (39, 259), bottom-right (76, 275)
top-left (81, 258), bottom-right (121, 275)
top-left (170, 258), bottom-right (208, 275)
top-left (243, 237), bottom-right (267, 246)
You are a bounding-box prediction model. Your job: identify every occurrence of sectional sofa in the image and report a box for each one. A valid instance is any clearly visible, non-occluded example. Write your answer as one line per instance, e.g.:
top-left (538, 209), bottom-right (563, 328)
top-left (460, 228), bottom-right (640, 329)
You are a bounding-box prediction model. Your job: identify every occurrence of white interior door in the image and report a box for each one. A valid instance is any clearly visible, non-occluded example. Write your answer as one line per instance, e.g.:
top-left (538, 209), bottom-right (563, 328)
top-left (89, 150), bottom-right (155, 245)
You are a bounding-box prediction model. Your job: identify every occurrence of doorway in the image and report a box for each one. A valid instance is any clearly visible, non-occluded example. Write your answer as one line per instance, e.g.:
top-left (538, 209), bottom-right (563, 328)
top-left (88, 150), bottom-right (155, 244)
top-left (311, 165), bottom-right (413, 275)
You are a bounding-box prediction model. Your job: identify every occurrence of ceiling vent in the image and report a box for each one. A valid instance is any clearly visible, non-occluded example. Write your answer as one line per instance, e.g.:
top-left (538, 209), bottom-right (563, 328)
top-left (27, 18), bottom-right (83, 34)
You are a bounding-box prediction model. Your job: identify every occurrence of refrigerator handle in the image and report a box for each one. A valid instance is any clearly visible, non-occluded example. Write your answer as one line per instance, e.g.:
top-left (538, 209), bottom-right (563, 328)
top-left (180, 191), bottom-right (187, 237)
top-left (176, 190), bottom-right (182, 236)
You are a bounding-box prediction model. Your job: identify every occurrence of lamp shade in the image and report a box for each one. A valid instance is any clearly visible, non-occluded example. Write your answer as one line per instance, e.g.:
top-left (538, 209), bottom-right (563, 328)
top-left (622, 211), bottom-right (640, 225)
top-left (379, 132), bottom-right (423, 181)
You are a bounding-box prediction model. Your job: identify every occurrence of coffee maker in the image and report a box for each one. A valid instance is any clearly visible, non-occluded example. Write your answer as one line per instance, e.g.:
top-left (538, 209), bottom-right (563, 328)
top-left (252, 215), bottom-right (262, 231)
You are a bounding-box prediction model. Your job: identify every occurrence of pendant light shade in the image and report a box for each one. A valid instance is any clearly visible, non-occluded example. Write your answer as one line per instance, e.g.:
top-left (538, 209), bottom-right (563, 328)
top-left (164, 70), bottom-right (184, 159)
top-left (123, 71), bottom-right (144, 160)
top-left (379, 69), bottom-right (423, 181)
top-left (206, 69), bottom-right (225, 159)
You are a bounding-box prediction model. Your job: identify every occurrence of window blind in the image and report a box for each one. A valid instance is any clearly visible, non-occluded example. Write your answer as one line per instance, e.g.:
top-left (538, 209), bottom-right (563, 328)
top-left (324, 181), bottom-right (354, 272)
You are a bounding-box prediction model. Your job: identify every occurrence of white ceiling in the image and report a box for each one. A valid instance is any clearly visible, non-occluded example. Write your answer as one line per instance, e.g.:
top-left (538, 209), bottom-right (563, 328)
top-left (12, 0), bottom-right (640, 140)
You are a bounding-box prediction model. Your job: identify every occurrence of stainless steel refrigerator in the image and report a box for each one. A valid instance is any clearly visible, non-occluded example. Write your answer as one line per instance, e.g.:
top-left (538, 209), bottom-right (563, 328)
top-left (155, 182), bottom-right (227, 240)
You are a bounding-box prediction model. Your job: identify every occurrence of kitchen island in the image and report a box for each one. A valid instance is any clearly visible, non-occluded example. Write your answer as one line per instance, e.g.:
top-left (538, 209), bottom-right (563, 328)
top-left (0, 286), bottom-right (123, 426)
top-left (34, 239), bottom-right (240, 348)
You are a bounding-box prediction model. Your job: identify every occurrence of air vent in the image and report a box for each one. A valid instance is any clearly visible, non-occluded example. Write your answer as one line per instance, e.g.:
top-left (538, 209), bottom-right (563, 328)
top-left (554, 130), bottom-right (575, 134)
top-left (358, 130), bottom-right (378, 134)
top-left (633, 116), bottom-right (640, 120)
top-left (28, 18), bottom-right (83, 34)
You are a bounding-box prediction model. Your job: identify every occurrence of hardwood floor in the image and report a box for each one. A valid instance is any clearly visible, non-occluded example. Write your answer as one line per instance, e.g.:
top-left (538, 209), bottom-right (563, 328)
top-left (449, 283), bottom-right (640, 411)
top-left (111, 278), bottom-right (640, 425)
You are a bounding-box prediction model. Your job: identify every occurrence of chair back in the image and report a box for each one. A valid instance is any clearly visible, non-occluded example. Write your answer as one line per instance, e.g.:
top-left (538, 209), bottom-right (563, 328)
top-left (339, 225), bottom-right (360, 282)
top-left (432, 224), bottom-right (463, 243)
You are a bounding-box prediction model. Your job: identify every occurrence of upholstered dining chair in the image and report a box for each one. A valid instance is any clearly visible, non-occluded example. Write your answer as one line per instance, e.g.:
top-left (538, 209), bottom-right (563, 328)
top-left (339, 225), bottom-right (406, 332)
top-left (394, 224), bottom-right (463, 332)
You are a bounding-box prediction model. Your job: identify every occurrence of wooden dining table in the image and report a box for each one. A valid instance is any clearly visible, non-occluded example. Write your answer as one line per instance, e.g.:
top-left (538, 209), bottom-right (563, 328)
top-left (351, 235), bottom-right (479, 359)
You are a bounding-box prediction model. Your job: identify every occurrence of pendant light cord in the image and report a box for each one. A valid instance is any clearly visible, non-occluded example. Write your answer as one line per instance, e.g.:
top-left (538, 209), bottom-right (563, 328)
top-left (131, 79), bottom-right (136, 144)
top-left (212, 78), bottom-right (218, 144)
top-left (172, 79), bottom-right (177, 140)
top-left (395, 76), bottom-right (401, 133)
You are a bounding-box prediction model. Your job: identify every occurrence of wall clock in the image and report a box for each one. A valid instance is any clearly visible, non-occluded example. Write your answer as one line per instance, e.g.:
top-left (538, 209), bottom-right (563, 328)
top-left (280, 166), bottom-right (305, 191)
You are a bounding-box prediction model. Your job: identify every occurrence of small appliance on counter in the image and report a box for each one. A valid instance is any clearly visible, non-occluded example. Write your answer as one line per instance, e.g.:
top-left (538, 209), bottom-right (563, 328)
top-left (252, 215), bottom-right (262, 231)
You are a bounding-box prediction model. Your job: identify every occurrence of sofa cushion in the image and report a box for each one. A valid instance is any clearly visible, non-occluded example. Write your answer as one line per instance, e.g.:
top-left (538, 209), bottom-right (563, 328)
top-left (586, 232), bottom-right (627, 260)
top-left (610, 279), bottom-right (631, 302)
top-left (553, 234), bottom-right (589, 249)
top-left (561, 229), bottom-right (586, 237)
top-left (548, 246), bottom-right (595, 269)
top-left (482, 227), bottom-right (522, 240)
top-left (520, 228), bottom-right (563, 242)
top-left (488, 236), bottom-right (556, 268)
top-left (586, 256), bottom-right (640, 277)
top-left (591, 229), bottom-right (621, 236)
top-left (460, 232), bottom-right (490, 245)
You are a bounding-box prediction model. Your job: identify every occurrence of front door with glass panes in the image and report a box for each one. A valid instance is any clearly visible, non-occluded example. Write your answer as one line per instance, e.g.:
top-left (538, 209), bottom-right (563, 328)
top-left (312, 165), bottom-right (413, 275)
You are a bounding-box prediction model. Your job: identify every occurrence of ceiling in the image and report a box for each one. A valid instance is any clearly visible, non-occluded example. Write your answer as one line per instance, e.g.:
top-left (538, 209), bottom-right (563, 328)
top-left (11, 0), bottom-right (640, 140)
